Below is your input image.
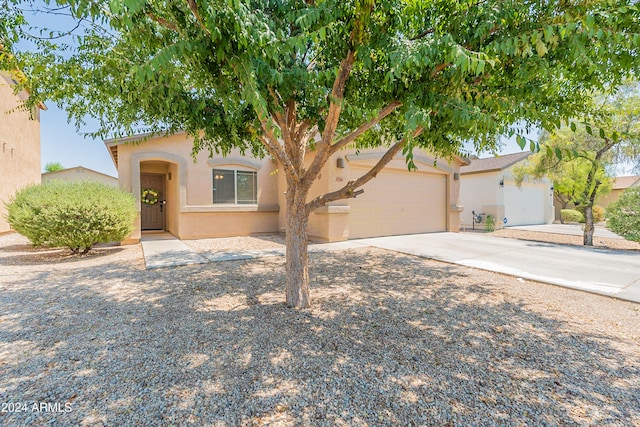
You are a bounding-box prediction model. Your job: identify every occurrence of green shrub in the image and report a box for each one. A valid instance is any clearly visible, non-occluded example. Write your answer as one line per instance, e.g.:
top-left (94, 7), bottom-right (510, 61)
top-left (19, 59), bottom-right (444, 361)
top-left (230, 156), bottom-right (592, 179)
top-left (6, 181), bottom-right (136, 254)
top-left (606, 187), bottom-right (640, 242)
top-left (484, 214), bottom-right (496, 232)
top-left (561, 209), bottom-right (585, 223)
top-left (591, 205), bottom-right (605, 223)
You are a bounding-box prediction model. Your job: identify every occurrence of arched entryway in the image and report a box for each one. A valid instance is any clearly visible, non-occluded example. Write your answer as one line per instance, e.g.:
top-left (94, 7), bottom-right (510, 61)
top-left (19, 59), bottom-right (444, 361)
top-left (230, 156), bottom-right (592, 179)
top-left (139, 160), bottom-right (178, 233)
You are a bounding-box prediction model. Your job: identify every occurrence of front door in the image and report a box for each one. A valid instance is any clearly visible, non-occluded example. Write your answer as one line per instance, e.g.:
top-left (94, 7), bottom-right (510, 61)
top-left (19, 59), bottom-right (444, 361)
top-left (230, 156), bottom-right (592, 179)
top-left (140, 173), bottom-right (165, 230)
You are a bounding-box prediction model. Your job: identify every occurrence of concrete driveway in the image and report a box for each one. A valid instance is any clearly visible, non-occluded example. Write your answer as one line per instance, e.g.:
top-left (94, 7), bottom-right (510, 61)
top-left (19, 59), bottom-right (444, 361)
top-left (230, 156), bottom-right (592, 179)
top-left (357, 232), bottom-right (640, 303)
top-left (507, 224), bottom-right (623, 239)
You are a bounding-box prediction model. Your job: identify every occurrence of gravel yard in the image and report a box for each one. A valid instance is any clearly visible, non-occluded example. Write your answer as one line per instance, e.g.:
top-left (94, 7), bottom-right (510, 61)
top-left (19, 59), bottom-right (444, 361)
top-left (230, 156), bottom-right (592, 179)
top-left (1, 232), bottom-right (639, 426)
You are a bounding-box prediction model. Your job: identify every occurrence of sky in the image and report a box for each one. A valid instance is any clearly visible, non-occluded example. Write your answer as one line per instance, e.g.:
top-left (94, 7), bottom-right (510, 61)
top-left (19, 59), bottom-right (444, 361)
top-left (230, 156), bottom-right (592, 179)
top-left (40, 105), bottom-right (118, 176)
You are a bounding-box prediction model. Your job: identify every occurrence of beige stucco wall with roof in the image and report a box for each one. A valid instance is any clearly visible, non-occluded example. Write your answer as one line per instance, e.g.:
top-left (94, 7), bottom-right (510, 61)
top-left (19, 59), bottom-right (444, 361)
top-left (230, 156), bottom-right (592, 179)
top-left (460, 163), bottom-right (553, 228)
top-left (41, 166), bottom-right (118, 187)
top-left (113, 133), bottom-right (280, 242)
top-left (112, 133), bottom-right (464, 242)
top-left (0, 74), bottom-right (41, 234)
top-left (596, 176), bottom-right (639, 210)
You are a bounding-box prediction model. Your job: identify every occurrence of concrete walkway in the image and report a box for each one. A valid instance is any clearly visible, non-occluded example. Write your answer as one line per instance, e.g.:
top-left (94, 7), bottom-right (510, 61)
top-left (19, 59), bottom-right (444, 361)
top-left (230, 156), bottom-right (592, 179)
top-left (141, 233), bottom-right (364, 267)
top-left (141, 233), bottom-right (209, 269)
top-left (358, 232), bottom-right (640, 304)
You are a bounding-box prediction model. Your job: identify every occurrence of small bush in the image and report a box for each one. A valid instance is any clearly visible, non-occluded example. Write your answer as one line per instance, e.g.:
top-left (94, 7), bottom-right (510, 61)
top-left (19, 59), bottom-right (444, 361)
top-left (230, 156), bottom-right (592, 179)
top-left (606, 187), bottom-right (640, 242)
top-left (561, 209), bottom-right (584, 223)
top-left (6, 181), bottom-right (136, 254)
top-left (484, 215), bottom-right (496, 232)
top-left (591, 205), bottom-right (605, 223)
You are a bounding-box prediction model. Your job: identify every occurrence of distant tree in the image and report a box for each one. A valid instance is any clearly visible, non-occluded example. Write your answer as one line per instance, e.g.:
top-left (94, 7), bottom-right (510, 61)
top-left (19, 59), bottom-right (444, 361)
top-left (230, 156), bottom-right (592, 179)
top-left (2, 0), bottom-right (639, 307)
top-left (44, 162), bottom-right (64, 172)
top-left (515, 83), bottom-right (640, 246)
top-left (515, 129), bottom-right (614, 218)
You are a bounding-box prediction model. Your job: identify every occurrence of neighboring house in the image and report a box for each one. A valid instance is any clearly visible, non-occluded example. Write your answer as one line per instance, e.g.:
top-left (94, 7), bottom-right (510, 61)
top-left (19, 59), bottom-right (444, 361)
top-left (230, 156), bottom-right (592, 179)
top-left (0, 71), bottom-right (45, 234)
top-left (105, 132), bottom-right (467, 243)
top-left (41, 166), bottom-right (118, 187)
top-left (459, 151), bottom-right (554, 229)
top-left (596, 176), bottom-right (640, 210)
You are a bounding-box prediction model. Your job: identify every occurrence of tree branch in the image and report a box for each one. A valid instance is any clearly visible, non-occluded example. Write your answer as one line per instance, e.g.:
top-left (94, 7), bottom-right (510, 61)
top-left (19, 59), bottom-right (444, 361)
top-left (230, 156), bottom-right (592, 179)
top-left (411, 28), bottom-right (435, 41)
top-left (256, 118), bottom-right (300, 182)
top-left (147, 12), bottom-right (179, 32)
top-left (301, 50), bottom-right (356, 189)
top-left (185, 0), bottom-right (210, 34)
top-left (306, 126), bottom-right (425, 212)
top-left (329, 101), bottom-right (402, 155)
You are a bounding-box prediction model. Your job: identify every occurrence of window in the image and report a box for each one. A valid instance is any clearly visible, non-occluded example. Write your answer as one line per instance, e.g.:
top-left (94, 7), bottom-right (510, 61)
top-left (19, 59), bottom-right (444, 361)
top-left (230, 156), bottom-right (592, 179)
top-left (212, 169), bottom-right (257, 204)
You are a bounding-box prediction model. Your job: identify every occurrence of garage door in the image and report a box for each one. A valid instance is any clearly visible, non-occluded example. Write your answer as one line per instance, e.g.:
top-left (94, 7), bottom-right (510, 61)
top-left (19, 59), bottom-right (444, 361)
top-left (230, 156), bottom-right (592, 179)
top-left (503, 182), bottom-right (548, 226)
top-left (348, 166), bottom-right (447, 239)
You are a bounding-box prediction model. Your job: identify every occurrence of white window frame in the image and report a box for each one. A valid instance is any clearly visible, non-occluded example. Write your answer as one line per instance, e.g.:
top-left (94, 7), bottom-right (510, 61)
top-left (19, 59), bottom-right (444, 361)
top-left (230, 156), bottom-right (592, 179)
top-left (212, 168), bottom-right (257, 205)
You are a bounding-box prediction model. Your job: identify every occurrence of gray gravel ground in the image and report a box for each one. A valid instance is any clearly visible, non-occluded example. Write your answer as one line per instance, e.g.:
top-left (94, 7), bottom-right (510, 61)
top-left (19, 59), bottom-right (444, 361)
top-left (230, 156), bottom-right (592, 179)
top-left (1, 233), bottom-right (639, 426)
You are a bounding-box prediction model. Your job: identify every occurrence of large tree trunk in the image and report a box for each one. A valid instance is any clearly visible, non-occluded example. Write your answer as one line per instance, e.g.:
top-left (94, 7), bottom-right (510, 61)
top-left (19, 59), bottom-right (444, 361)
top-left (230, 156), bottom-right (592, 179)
top-left (583, 205), bottom-right (594, 246)
top-left (583, 179), bottom-right (601, 246)
top-left (285, 187), bottom-right (310, 308)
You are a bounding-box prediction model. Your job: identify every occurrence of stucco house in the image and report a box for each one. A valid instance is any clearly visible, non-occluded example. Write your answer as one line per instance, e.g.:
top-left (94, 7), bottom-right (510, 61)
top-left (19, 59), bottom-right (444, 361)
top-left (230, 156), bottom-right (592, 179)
top-left (41, 166), bottom-right (118, 187)
top-left (459, 151), bottom-right (554, 229)
top-left (0, 71), bottom-right (46, 234)
top-left (596, 175), bottom-right (640, 210)
top-left (105, 132), bottom-right (467, 243)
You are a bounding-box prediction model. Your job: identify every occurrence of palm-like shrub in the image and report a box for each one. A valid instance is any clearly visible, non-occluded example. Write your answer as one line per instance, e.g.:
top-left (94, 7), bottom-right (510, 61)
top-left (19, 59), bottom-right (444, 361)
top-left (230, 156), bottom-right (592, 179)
top-left (6, 181), bottom-right (136, 254)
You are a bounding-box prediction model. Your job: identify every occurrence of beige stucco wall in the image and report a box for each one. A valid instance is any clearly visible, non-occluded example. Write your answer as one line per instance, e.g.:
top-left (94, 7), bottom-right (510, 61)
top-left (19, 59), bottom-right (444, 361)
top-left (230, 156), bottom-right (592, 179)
top-left (114, 133), bottom-right (280, 242)
top-left (460, 165), bottom-right (553, 229)
top-left (113, 133), bottom-right (464, 242)
top-left (278, 148), bottom-right (464, 242)
top-left (41, 167), bottom-right (118, 187)
top-left (0, 74), bottom-right (41, 234)
top-left (597, 188), bottom-right (623, 211)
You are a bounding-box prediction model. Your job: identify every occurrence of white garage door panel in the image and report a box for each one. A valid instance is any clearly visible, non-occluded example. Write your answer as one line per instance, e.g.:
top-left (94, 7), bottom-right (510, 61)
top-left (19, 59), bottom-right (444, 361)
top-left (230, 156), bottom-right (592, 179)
top-left (348, 167), bottom-right (446, 239)
top-left (504, 183), bottom-right (547, 226)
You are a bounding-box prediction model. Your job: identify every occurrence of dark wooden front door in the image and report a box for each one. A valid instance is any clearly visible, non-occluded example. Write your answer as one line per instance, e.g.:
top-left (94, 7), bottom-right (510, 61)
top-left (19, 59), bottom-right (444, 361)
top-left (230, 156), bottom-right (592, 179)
top-left (141, 173), bottom-right (165, 230)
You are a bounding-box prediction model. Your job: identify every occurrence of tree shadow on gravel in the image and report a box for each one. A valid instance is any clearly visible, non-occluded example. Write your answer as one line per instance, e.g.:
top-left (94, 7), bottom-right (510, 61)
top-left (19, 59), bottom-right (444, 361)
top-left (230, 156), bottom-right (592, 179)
top-left (0, 247), bottom-right (638, 426)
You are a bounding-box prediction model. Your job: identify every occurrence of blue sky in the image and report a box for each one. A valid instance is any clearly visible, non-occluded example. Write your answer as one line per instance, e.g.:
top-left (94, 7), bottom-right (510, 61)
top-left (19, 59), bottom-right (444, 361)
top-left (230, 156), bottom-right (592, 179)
top-left (40, 105), bottom-right (118, 176)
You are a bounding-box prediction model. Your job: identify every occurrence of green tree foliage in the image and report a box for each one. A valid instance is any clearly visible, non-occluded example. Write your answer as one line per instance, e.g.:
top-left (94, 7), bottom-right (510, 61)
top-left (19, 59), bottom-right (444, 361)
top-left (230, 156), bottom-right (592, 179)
top-left (514, 83), bottom-right (640, 245)
top-left (44, 161), bottom-right (64, 172)
top-left (606, 187), bottom-right (640, 242)
top-left (2, 0), bottom-right (639, 306)
top-left (6, 181), bottom-right (137, 254)
top-left (514, 127), bottom-right (614, 215)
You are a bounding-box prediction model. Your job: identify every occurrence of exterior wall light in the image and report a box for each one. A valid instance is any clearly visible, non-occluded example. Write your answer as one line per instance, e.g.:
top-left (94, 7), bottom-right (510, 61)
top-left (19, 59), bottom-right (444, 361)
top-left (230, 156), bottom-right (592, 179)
top-left (499, 178), bottom-right (504, 188)
top-left (336, 157), bottom-right (345, 168)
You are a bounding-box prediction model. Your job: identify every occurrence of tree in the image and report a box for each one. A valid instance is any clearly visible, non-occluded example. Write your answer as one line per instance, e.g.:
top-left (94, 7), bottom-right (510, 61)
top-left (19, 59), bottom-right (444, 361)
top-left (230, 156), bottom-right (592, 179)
top-left (44, 161), bottom-right (64, 172)
top-left (2, 0), bottom-right (639, 307)
top-left (515, 83), bottom-right (640, 246)
top-left (514, 128), bottom-right (614, 220)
